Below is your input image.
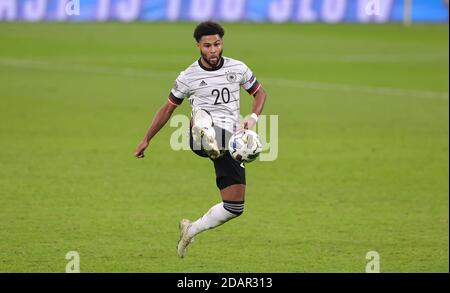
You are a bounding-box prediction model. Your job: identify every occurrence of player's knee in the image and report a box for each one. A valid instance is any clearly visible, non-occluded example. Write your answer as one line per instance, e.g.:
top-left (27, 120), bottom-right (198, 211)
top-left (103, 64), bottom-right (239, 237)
top-left (223, 200), bottom-right (244, 216)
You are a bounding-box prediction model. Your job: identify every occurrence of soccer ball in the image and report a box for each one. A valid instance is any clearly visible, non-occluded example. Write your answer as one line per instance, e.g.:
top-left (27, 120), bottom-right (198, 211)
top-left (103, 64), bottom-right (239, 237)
top-left (228, 129), bottom-right (263, 163)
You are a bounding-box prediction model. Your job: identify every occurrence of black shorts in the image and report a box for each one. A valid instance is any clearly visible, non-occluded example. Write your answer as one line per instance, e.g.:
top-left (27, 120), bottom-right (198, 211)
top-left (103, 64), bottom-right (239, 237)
top-left (189, 124), bottom-right (246, 190)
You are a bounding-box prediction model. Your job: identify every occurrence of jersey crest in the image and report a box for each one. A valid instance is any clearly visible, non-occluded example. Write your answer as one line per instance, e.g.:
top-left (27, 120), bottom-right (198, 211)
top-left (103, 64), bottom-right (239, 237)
top-left (226, 71), bottom-right (237, 83)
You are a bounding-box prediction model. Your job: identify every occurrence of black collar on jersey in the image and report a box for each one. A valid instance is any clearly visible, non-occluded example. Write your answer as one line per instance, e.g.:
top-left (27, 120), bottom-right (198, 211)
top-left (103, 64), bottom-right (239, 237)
top-left (198, 57), bottom-right (224, 71)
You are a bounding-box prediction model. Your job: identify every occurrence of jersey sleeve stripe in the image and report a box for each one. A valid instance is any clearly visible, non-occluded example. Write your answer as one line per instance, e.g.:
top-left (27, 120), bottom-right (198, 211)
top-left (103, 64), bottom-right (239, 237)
top-left (173, 88), bottom-right (187, 95)
top-left (177, 79), bottom-right (190, 87)
top-left (168, 92), bottom-right (183, 105)
top-left (247, 81), bottom-right (261, 96)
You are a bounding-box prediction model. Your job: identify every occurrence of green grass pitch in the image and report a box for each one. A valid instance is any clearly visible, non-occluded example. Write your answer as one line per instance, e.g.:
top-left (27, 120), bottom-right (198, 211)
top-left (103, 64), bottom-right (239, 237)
top-left (0, 23), bottom-right (448, 272)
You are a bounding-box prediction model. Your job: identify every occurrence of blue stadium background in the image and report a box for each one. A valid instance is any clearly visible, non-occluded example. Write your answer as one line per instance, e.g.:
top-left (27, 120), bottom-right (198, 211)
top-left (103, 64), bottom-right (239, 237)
top-left (0, 0), bottom-right (448, 22)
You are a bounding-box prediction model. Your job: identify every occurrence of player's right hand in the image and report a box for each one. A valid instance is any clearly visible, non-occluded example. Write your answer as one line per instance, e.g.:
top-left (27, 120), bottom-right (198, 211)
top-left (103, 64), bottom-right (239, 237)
top-left (135, 141), bottom-right (149, 159)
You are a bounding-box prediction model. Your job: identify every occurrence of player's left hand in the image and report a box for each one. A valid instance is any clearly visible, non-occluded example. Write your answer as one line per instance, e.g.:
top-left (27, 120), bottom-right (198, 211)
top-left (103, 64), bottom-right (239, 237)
top-left (135, 140), bottom-right (149, 158)
top-left (243, 116), bottom-right (257, 130)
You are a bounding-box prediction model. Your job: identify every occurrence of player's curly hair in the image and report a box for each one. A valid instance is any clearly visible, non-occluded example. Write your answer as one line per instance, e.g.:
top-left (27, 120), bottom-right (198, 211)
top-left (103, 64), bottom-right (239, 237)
top-left (193, 21), bottom-right (225, 42)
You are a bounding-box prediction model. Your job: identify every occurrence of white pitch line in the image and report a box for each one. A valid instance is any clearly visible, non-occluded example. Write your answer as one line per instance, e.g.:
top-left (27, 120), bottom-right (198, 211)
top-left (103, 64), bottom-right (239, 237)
top-left (264, 78), bottom-right (449, 100)
top-left (0, 58), bottom-right (175, 79)
top-left (338, 54), bottom-right (448, 63)
top-left (0, 58), bottom-right (448, 100)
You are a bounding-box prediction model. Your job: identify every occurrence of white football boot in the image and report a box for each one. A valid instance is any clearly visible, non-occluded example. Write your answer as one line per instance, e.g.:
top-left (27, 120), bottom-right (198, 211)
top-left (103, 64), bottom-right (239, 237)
top-left (191, 108), bottom-right (221, 159)
top-left (177, 219), bottom-right (194, 258)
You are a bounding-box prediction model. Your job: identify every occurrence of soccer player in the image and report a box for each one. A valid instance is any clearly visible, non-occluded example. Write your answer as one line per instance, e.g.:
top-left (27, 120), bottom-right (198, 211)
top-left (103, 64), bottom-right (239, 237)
top-left (135, 21), bottom-right (267, 258)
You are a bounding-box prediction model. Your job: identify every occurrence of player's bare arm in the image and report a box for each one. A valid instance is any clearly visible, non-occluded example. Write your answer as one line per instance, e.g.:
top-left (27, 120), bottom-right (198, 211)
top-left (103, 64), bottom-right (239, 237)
top-left (135, 98), bottom-right (178, 158)
top-left (244, 86), bottom-right (267, 130)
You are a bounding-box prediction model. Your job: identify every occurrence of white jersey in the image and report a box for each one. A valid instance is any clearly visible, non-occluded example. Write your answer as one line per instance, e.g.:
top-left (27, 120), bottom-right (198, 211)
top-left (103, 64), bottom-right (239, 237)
top-left (168, 56), bottom-right (261, 134)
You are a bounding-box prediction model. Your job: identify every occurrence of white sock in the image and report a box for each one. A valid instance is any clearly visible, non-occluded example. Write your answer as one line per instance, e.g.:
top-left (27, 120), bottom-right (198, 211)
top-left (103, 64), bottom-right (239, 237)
top-left (187, 203), bottom-right (238, 238)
